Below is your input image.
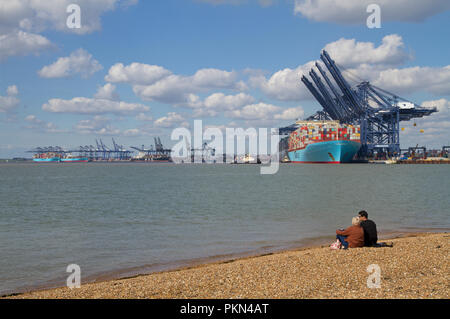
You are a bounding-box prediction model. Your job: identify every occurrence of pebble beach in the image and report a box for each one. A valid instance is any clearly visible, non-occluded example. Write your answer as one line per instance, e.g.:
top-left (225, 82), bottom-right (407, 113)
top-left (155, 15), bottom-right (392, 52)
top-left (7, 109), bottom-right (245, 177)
top-left (5, 232), bottom-right (449, 299)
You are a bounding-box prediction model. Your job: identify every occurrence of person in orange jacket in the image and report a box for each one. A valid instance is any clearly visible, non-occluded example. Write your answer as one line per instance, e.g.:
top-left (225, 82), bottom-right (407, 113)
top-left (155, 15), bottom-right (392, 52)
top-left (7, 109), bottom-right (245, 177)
top-left (336, 216), bottom-right (365, 249)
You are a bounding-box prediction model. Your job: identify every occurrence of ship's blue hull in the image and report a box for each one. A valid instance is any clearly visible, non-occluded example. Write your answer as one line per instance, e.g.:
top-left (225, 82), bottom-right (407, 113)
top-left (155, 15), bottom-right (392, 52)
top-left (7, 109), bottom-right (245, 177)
top-left (288, 140), bottom-right (361, 163)
top-left (33, 158), bottom-right (60, 163)
top-left (60, 158), bottom-right (89, 162)
top-left (34, 157), bottom-right (89, 163)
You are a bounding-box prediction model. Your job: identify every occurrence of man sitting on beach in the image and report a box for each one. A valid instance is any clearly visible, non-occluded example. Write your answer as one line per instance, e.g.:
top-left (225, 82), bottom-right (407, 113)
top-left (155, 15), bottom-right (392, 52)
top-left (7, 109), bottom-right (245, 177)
top-left (358, 210), bottom-right (378, 247)
top-left (335, 217), bottom-right (364, 249)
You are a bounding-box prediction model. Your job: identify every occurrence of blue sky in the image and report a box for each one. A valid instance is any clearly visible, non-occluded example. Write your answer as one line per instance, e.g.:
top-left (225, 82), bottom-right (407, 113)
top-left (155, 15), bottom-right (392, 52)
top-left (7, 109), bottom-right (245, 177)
top-left (1, 0), bottom-right (450, 157)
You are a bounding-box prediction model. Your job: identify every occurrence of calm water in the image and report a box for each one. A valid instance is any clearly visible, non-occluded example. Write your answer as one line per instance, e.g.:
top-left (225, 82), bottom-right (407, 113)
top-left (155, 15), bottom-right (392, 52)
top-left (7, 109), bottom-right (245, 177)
top-left (0, 163), bottom-right (449, 295)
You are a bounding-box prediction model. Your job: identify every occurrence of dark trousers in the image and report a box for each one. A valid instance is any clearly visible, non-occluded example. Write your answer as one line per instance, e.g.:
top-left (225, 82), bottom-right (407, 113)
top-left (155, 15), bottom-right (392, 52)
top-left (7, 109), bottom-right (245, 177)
top-left (336, 235), bottom-right (349, 249)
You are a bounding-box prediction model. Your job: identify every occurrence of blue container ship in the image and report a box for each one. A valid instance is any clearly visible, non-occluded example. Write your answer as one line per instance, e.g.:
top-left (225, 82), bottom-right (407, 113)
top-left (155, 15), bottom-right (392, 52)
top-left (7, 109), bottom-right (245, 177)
top-left (60, 154), bottom-right (89, 163)
top-left (288, 120), bottom-right (361, 163)
top-left (33, 153), bottom-right (89, 163)
top-left (33, 152), bottom-right (61, 163)
top-left (33, 157), bottom-right (61, 163)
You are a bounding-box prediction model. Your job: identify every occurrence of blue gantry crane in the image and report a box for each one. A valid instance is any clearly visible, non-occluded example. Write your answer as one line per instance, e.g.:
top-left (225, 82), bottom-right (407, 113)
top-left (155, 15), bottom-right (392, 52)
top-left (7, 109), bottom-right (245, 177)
top-left (280, 50), bottom-right (438, 158)
top-left (112, 138), bottom-right (131, 160)
top-left (29, 138), bottom-right (133, 161)
top-left (130, 137), bottom-right (172, 161)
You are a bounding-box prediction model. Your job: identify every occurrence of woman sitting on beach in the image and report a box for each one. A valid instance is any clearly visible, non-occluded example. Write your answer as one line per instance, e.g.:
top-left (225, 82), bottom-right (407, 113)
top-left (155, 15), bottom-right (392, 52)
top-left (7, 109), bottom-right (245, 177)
top-left (335, 217), bottom-right (364, 249)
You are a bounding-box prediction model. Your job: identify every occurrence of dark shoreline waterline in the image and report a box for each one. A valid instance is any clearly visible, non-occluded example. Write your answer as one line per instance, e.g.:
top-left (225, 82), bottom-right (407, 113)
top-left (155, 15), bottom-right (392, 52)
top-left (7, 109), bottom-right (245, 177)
top-left (5, 227), bottom-right (448, 297)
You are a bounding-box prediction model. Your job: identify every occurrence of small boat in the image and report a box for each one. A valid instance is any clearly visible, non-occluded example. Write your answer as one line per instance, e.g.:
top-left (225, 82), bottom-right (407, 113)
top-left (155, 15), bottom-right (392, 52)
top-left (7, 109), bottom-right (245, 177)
top-left (281, 156), bottom-right (291, 163)
top-left (233, 154), bottom-right (261, 164)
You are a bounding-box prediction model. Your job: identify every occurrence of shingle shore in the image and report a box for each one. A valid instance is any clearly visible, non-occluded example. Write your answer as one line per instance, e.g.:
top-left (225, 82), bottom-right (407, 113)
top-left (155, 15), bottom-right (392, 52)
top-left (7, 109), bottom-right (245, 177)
top-left (6, 233), bottom-right (449, 299)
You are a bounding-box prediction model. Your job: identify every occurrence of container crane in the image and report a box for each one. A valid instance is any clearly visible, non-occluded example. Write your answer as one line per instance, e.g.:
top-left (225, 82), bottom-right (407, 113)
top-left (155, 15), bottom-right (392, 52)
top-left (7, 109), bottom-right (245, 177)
top-left (282, 50), bottom-right (438, 158)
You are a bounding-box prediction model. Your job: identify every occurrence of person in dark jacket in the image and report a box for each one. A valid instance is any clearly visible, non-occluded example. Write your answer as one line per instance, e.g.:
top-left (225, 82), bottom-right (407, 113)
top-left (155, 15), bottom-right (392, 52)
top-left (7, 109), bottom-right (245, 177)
top-left (358, 210), bottom-right (378, 247)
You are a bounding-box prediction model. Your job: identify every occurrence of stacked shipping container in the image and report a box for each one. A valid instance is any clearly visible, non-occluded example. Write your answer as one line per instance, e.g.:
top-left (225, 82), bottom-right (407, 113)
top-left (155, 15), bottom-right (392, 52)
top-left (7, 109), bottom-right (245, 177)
top-left (288, 121), bottom-right (360, 151)
top-left (33, 152), bottom-right (62, 159)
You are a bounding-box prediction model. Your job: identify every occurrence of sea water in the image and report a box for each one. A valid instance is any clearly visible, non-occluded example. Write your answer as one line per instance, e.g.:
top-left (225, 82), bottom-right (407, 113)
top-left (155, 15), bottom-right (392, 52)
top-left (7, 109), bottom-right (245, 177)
top-left (0, 163), bottom-right (449, 295)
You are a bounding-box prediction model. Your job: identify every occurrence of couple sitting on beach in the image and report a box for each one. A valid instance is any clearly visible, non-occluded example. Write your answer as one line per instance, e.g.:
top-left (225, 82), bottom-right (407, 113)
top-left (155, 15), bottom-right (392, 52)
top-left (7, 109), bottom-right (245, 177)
top-left (333, 210), bottom-right (379, 249)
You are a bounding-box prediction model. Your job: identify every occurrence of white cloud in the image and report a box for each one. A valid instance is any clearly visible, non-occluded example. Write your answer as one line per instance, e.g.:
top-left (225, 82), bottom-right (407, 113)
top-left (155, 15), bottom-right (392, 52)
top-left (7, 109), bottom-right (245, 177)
top-left (24, 114), bottom-right (62, 133)
top-left (228, 103), bottom-right (278, 120)
top-left (123, 128), bottom-right (141, 136)
top-left (251, 34), bottom-right (408, 101)
top-left (0, 85), bottom-right (20, 112)
top-left (43, 97), bottom-right (149, 115)
top-left (0, 0), bottom-right (138, 35)
top-left (330, 63), bottom-right (450, 97)
top-left (274, 107), bottom-right (304, 121)
top-left (43, 84), bottom-right (149, 115)
top-left (135, 112), bottom-right (153, 121)
top-left (6, 85), bottom-right (19, 96)
top-left (193, 69), bottom-right (244, 89)
top-left (0, 30), bottom-right (53, 61)
top-left (294, 0), bottom-right (450, 24)
top-left (227, 102), bottom-right (304, 122)
top-left (133, 68), bottom-right (247, 104)
top-left (74, 115), bottom-right (121, 135)
top-left (74, 115), bottom-right (148, 136)
top-left (372, 66), bottom-right (450, 96)
top-left (132, 75), bottom-right (191, 104)
top-left (0, 1), bottom-right (138, 61)
top-left (106, 62), bottom-right (247, 105)
top-left (186, 92), bottom-right (255, 117)
top-left (38, 48), bottom-right (103, 78)
top-left (154, 112), bottom-right (189, 128)
top-left (105, 63), bottom-right (172, 85)
top-left (250, 34), bottom-right (450, 102)
top-left (323, 34), bottom-right (410, 68)
top-left (94, 83), bottom-right (120, 101)
top-left (249, 61), bottom-right (316, 101)
top-left (400, 99), bottom-right (450, 148)
top-left (422, 99), bottom-right (450, 116)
